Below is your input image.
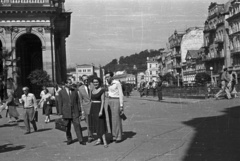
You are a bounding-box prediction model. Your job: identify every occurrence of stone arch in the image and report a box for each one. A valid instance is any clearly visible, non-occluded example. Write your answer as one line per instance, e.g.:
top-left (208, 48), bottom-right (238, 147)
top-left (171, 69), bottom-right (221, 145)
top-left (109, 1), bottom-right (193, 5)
top-left (12, 29), bottom-right (46, 50)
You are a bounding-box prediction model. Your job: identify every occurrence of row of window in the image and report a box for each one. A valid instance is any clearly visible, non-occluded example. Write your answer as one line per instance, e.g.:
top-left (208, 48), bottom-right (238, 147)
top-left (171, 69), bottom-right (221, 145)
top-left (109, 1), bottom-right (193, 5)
top-left (149, 64), bottom-right (158, 68)
top-left (229, 4), bottom-right (240, 17)
top-left (78, 69), bottom-right (92, 73)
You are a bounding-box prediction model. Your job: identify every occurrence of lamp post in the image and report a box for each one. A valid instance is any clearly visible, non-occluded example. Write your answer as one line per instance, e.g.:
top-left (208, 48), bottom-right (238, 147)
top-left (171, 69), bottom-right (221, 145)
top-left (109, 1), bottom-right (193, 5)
top-left (133, 65), bottom-right (138, 88)
top-left (210, 66), bottom-right (213, 85)
top-left (176, 73), bottom-right (180, 87)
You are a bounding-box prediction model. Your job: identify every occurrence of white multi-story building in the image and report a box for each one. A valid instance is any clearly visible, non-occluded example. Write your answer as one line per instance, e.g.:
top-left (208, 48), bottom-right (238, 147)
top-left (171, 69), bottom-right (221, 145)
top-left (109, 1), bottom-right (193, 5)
top-left (145, 57), bottom-right (159, 82)
top-left (68, 64), bottom-right (103, 83)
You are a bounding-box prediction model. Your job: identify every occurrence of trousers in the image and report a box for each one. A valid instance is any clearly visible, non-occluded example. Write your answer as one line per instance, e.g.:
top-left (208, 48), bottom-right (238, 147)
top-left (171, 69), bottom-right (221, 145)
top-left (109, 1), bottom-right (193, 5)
top-left (24, 108), bottom-right (37, 132)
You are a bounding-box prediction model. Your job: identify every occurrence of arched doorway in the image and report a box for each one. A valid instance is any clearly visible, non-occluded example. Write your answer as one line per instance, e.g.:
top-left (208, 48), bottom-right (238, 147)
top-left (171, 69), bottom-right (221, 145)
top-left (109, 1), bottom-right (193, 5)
top-left (16, 34), bottom-right (43, 97)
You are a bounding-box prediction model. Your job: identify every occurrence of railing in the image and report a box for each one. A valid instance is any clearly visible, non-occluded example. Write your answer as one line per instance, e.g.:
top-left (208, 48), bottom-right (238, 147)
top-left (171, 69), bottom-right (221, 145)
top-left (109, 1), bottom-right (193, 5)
top-left (1, 0), bottom-right (48, 3)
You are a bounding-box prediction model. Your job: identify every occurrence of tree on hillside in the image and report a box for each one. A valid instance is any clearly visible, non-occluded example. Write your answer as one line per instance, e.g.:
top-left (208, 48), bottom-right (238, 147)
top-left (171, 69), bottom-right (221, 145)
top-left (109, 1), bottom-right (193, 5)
top-left (195, 72), bottom-right (211, 86)
top-left (103, 48), bottom-right (163, 74)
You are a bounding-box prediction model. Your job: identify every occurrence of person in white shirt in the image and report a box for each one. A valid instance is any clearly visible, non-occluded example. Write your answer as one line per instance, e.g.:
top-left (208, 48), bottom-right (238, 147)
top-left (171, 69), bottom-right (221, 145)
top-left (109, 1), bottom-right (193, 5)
top-left (19, 87), bottom-right (38, 134)
top-left (105, 71), bottom-right (124, 143)
top-left (54, 84), bottom-right (62, 115)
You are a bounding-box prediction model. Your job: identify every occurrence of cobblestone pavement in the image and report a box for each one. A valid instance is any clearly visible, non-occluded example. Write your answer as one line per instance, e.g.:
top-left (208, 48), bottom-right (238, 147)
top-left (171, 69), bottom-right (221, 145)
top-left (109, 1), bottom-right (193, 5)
top-left (0, 91), bottom-right (240, 161)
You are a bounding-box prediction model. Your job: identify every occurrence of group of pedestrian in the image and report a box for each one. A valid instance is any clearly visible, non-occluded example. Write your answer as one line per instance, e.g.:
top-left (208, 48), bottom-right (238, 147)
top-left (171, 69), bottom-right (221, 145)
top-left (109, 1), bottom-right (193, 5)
top-left (0, 71), bottom-right (125, 148)
top-left (215, 66), bottom-right (238, 100)
top-left (57, 71), bottom-right (124, 146)
top-left (139, 80), bottom-right (163, 101)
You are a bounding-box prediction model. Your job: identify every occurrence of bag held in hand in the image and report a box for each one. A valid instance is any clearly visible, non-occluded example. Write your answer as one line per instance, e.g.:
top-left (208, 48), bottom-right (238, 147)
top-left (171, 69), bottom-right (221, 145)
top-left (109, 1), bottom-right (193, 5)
top-left (32, 110), bottom-right (38, 122)
top-left (55, 118), bottom-right (68, 132)
top-left (120, 112), bottom-right (127, 121)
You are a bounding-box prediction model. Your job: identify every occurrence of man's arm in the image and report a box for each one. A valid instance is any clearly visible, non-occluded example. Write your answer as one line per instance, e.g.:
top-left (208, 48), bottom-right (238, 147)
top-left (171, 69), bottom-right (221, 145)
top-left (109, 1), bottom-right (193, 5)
top-left (58, 91), bottom-right (63, 115)
top-left (78, 88), bottom-right (84, 114)
top-left (117, 81), bottom-right (124, 108)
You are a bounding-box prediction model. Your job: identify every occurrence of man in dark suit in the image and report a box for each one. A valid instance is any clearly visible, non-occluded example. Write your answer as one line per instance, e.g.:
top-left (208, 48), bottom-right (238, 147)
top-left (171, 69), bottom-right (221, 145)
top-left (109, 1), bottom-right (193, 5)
top-left (59, 79), bottom-right (86, 145)
top-left (78, 75), bottom-right (93, 143)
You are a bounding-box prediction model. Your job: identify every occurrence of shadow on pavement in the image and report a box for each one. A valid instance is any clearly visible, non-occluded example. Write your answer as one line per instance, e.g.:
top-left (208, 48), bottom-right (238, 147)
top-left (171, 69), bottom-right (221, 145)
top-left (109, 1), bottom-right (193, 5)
top-left (122, 131), bottom-right (136, 141)
top-left (36, 128), bottom-right (52, 132)
top-left (132, 97), bottom-right (189, 104)
top-left (182, 105), bottom-right (240, 161)
top-left (0, 123), bottom-right (19, 128)
top-left (0, 144), bottom-right (25, 153)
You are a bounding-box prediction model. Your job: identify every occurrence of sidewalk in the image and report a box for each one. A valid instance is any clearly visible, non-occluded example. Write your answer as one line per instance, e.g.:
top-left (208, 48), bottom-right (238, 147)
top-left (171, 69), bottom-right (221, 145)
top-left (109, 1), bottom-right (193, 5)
top-left (130, 91), bottom-right (205, 104)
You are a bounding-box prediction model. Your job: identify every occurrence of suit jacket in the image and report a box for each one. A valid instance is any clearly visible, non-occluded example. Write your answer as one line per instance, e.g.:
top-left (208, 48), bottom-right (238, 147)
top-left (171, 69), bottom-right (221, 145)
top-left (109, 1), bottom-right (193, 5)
top-left (78, 85), bottom-right (91, 115)
top-left (59, 88), bottom-right (81, 119)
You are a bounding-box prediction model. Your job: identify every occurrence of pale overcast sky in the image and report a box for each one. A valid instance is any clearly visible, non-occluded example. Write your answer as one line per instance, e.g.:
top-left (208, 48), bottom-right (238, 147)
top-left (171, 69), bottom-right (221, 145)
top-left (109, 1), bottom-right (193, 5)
top-left (65, 0), bottom-right (227, 67)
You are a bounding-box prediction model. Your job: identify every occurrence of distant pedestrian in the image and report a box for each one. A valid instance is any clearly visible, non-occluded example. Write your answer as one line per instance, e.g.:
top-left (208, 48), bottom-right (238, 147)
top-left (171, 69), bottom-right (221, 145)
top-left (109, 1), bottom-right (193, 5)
top-left (231, 72), bottom-right (237, 98)
top-left (38, 88), bottom-right (52, 123)
top-left (215, 67), bottom-right (231, 99)
top-left (39, 86), bottom-right (47, 108)
top-left (105, 71), bottom-right (124, 143)
top-left (19, 87), bottom-right (38, 135)
top-left (0, 77), bottom-right (4, 102)
top-left (54, 84), bottom-right (62, 115)
top-left (6, 91), bottom-right (20, 123)
top-left (157, 81), bottom-right (163, 101)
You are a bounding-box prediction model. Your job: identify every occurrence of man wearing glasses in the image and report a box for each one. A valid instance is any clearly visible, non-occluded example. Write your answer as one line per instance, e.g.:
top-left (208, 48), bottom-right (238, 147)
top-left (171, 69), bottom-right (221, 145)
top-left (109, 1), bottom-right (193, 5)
top-left (78, 75), bottom-right (94, 143)
top-left (19, 87), bottom-right (38, 135)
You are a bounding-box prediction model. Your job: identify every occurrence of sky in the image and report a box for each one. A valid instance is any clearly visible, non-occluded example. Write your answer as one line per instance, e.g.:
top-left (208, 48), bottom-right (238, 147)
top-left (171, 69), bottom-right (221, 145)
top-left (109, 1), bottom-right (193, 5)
top-left (65, 0), bottom-right (227, 67)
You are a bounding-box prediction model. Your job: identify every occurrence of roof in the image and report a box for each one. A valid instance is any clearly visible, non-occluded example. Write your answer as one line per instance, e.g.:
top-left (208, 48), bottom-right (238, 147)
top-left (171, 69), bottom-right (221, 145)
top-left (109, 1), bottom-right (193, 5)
top-left (186, 50), bottom-right (199, 60)
top-left (76, 64), bottom-right (93, 67)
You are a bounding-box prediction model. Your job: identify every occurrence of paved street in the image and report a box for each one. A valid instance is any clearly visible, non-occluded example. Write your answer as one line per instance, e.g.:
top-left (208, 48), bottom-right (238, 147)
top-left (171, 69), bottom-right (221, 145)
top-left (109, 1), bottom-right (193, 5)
top-left (1, 91), bottom-right (240, 161)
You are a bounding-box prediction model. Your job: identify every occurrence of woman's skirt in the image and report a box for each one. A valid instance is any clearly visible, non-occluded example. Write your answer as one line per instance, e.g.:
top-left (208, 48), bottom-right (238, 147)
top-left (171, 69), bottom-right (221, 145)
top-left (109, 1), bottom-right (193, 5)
top-left (89, 102), bottom-right (107, 137)
top-left (8, 106), bottom-right (19, 118)
top-left (42, 102), bottom-right (52, 115)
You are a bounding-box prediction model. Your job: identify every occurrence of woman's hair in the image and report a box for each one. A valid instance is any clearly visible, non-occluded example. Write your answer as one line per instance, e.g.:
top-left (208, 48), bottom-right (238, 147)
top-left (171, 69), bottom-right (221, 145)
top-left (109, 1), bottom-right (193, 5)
top-left (92, 77), bottom-right (102, 86)
top-left (44, 88), bottom-right (49, 93)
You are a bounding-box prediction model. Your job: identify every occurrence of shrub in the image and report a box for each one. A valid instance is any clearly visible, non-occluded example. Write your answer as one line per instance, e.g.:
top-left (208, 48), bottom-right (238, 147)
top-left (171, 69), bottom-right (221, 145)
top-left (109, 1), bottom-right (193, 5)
top-left (28, 69), bottom-right (51, 86)
top-left (195, 72), bottom-right (211, 86)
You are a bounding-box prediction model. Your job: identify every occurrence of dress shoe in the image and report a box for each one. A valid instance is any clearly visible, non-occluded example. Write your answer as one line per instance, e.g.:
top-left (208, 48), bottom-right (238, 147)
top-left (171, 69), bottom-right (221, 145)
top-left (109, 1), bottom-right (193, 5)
top-left (79, 141), bottom-right (86, 145)
top-left (24, 132), bottom-right (30, 135)
top-left (88, 137), bottom-right (94, 143)
top-left (67, 140), bottom-right (73, 145)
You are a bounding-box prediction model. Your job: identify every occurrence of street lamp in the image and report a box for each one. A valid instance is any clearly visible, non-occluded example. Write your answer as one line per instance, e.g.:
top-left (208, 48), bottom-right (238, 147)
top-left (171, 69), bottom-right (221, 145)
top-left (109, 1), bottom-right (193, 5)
top-left (210, 66), bottom-right (213, 85)
top-left (133, 65), bottom-right (138, 88)
top-left (176, 72), bottom-right (180, 87)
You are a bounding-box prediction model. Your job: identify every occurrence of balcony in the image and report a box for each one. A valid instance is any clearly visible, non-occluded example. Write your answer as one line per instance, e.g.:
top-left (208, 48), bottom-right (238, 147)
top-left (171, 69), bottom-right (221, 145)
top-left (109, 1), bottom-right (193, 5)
top-left (214, 38), bottom-right (223, 44)
top-left (173, 63), bottom-right (181, 69)
top-left (231, 47), bottom-right (240, 55)
top-left (0, 0), bottom-right (52, 7)
top-left (7, 0), bottom-right (45, 3)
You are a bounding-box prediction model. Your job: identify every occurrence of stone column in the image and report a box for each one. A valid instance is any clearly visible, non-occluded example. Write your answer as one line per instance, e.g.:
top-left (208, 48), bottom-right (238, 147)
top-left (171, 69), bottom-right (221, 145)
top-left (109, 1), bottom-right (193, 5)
top-left (43, 27), bottom-right (55, 82)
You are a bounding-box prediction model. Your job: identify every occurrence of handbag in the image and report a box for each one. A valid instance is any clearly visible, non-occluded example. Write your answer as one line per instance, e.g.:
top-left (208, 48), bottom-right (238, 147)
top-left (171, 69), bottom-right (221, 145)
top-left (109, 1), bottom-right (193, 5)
top-left (120, 112), bottom-right (127, 121)
top-left (55, 118), bottom-right (69, 132)
top-left (32, 110), bottom-right (38, 122)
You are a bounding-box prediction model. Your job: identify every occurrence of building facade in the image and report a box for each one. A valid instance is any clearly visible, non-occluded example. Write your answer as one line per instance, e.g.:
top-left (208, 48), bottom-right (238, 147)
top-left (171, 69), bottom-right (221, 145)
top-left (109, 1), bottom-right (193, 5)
top-left (203, 2), bottom-right (227, 84)
top-left (71, 64), bottom-right (103, 82)
top-left (0, 0), bottom-right (71, 94)
top-left (182, 50), bottom-right (199, 86)
top-left (145, 56), bottom-right (159, 82)
top-left (169, 30), bottom-right (185, 77)
top-left (227, 0), bottom-right (240, 77)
